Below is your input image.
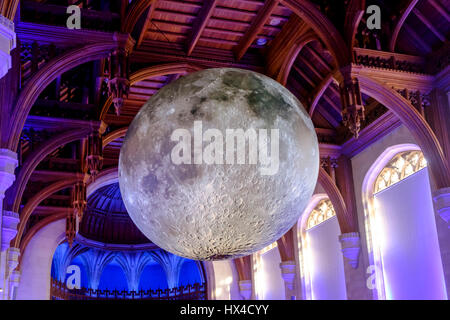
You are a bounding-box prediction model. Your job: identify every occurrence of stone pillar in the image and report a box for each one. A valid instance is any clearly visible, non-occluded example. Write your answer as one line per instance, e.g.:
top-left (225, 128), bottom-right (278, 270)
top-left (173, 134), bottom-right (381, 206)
top-left (2, 211), bottom-right (19, 251)
top-left (0, 149), bottom-right (18, 300)
top-left (0, 15), bottom-right (16, 79)
top-left (238, 280), bottom-right (252, 300)
top-left (279, 261), bottom-right (296, 300)
top-left (6, 247), bottom-right (20, 300)
top-left (433, 187), bottom-right (450, 298)
top-left (339, 232), bottom-right (371, 300)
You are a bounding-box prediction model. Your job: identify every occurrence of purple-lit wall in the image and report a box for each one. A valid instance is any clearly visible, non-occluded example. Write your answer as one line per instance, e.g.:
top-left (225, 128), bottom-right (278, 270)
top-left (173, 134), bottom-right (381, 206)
top-left (306, 216), bottom-right (347, 300)
top-left (375, 168), bottom-right (447, 299)
top-left (259, 247), bottom-right (285, 300)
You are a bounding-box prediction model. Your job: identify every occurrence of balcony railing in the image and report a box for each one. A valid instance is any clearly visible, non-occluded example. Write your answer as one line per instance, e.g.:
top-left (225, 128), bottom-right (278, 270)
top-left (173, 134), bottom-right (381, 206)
top-left (50, 278), bottom-right (207, 300)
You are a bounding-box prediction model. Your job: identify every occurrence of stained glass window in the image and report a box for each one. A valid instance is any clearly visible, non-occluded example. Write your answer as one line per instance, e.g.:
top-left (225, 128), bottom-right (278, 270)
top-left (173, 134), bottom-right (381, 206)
top-left (374, 150), bottom-right (427, 194)
top-left (306, 199), bottom-right (336, 230)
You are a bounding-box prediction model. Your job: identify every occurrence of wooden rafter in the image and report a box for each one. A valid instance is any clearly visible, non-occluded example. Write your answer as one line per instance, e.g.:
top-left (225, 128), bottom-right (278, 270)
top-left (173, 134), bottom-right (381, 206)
top-left (309, 73), bottom-right (334, 116)
top-left (344, 0), bottom-right (365, 50)
top-left (186, 0), bottom-right (219, 56)
top-left (297, 54), bottom-right (323, 80)
top-left (307, 46), bottom-right (332, 72)
top-left (122, 0), bottom-right (157, 34)
top-left (136, 2), bottom-right (159, 48)
top-left (234, 0), bottom-right (280, 61)
top-left (293, 64), bottom-right (315, 87)
top-left (390, 0), bottom-right (419, 52)
top-left (429, 0), bottom-right (450, 21)
top-left (323, 94), bottom-right (341, 114)
top-left (317, 104), bottom-right (340, 128)
top-left (412, 8), bottom-right (446, 42)
top-left (403, 23), bottom-right (431, 53)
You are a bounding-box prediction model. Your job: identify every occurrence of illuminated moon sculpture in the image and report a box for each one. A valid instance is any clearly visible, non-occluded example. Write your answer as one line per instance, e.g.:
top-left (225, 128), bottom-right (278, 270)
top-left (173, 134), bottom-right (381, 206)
top-left (119, 68), bottom-right (319, 260)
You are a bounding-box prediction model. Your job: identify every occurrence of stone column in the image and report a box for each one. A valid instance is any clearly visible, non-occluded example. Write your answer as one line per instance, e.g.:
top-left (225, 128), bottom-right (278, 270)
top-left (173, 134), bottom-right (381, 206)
top-left (6, 247), bottom-right (20, 300)
top-left (238, 280), bottom-right (252, 300)
top-left (279, 261), bottom-right (296, 300)
top-left (339, 232), bottom-right (371, 300)
top-left (433, 187), bottom-right (450, 298)
top-left (0, 15), bottom-right (16, 79)
top-left (0, 149), bottom-right (18, 300)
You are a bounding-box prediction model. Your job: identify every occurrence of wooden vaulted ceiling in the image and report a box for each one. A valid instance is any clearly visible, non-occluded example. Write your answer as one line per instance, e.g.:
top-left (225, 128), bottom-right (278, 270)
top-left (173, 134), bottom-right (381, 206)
top-left (13, 0), bottom-right (449, 245)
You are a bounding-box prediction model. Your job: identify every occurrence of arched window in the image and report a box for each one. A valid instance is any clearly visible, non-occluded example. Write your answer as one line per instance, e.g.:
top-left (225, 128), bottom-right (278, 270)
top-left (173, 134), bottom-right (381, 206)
top-left (374, 150), bottom-right (427, 194)
top-left (297, 196), bottom-right (346, 300)
top-left (306, 199), bottom-right (336, 230)
top-left (253, 242), bottom-right (284, 300)
top-left (363, 146), bottom-right (446, 300)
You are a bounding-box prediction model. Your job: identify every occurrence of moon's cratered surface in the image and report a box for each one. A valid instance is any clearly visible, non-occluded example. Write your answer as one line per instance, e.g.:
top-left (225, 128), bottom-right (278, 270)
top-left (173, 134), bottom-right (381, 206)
top-left (119, 68), bottom-right (319, 260)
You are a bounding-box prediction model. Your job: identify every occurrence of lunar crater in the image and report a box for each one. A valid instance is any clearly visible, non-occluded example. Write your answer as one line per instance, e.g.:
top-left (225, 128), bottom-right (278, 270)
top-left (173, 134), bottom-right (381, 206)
top-left (119, 68), bottom-right (319, 261)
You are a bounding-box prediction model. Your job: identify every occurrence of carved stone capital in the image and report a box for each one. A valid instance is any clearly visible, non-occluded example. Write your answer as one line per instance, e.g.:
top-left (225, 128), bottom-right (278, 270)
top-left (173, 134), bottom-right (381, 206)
top-left (0, 15), bottom-right (16, 79)
top-left (238, 280), bottom-right (252, 300)
top-left (433, 187), bottom-right (450, 227)
top-left (339, 232), bottom-right (361, 269)
top-left (2, 211), bottom-right (19, 251)
top-left (279, 261), bottom-right (296, 290)
top-left (0, 149), bottom-right (18, 195)
top-left (6, 247), bottom-right (20, 275)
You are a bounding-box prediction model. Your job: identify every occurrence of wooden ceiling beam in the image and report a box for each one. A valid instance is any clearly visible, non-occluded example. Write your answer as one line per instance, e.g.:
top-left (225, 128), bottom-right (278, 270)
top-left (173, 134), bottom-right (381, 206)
top-left (323, 94), bottom-right (341, 114)
top-left (186, 0), bottom-right (219, 56)
top-left (136, 2), bottom-right (159, 48)
top-left (412, 8), bottom-right (445, 42)
top-left (403, 23), bottom-right (431, 53)
top-left (307, 46), bottom-right (332, 72)
top-left (429, 0), bottom-right (450, 21)
top-left (293, 64), bottom-right (315, 88)
top-left (309, 73), bottom-right (334, 116)
top-left (389, 0), bottom-right (419, 52)
top-left (234, 0), bottom-right (280, 61)
top-left (317, 104), bottom-right (340, 128)
top-left (297, 54), bottom-right (323, 80)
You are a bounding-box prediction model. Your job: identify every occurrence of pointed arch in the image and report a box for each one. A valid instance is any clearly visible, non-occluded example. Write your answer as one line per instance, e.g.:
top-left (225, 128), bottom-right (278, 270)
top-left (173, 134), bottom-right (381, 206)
top-left (7, 128), bottom-right (91, 213)
top-left (8, 42), bottom-right (118, 152)
top-left (276, 31), bottom-right (318, 86)
top-left (357, 75), bottom-right (450, 189)
top-left (122, 0), bottom-right (157, 34)
top-left (13, 176), bottom-right (84, 249)
top-left (99, 62), bottom-right (203, 120)
top-left (280, 0), bottom-right (351, 68)
top-left (318, 167), bottom-right (354, 233)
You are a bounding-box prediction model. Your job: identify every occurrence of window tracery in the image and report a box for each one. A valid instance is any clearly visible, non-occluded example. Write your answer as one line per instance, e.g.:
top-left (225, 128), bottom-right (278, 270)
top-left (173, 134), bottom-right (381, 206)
top-left (374, 150), bottom-right (427, 194)
top-left (306, 199), bottom-right (336, 230)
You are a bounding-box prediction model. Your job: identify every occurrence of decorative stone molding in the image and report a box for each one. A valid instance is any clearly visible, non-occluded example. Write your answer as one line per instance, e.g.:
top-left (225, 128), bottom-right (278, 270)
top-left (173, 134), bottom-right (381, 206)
top-left (433, 187), bottom-right (450, 226)
top-left (279, 261), bottom-right (296, 291)
top-left (6, 247), bottom-right (20, 276)
top-left (2, 211), bottom-right (19, 251)
top-left (337, 66), bottom-right (365, 138)
top-left (339, 232), bottom-right (361, 269)
top-left (238, 280), bottom-right (252, 300)
top-left (0, 14), bottom-right (16, 79)
top-left (8, 270), bottom-right (20, 299)
top-left (0, 149), bottom-right (18, 195)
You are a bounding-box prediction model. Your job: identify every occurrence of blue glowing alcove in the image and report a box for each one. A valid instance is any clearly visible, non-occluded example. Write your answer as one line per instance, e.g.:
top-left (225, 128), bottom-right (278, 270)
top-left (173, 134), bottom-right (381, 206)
top-left (179, 260), bottom-right (202, 286)
top-left (51, 242), bottom-right (205, 292)
top-left (98, 262), bottom-right (129, 291)
top-left (138, 263), bottom-right (168, 291)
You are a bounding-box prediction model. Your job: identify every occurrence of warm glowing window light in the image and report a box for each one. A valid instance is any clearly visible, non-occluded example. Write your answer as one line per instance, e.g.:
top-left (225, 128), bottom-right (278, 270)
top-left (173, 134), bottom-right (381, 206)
top-left (306, 199), bottom-right (336, 230)
top-left (374, 150), bottom-right (427, 194)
